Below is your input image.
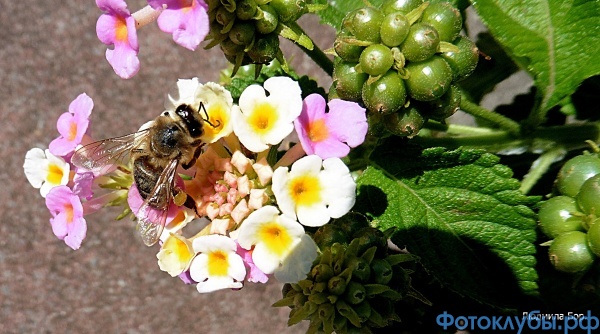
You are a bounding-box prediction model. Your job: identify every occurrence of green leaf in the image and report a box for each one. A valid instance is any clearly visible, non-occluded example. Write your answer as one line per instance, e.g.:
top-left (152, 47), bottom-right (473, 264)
top-left (355, 140), bottom-right (540, 307)
top-left (472, 0), bottom-right (600, 115)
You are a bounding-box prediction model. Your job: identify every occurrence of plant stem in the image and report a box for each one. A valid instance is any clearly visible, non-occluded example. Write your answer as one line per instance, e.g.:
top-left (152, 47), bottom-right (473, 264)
top-left (423, 121), bottom-right (502, 136)
top-left (459, 93), bottom-right (522, 136)
top-left (416, 123), bottom-right (600, 153)
top-left (286, 21), bottom-right (334, 76)
top-left (519, 146), bottom-right (566, 194)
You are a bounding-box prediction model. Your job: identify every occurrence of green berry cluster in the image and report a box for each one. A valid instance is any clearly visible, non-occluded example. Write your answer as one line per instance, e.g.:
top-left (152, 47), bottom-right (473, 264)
top-left (275, 214), bottom-right (419, 333)
top-left (332, 0), bottom-right (478, 137)
top-left (205, 0), bottom-right (307, 70)
top-left (539, 153), bottom-right (600, 273)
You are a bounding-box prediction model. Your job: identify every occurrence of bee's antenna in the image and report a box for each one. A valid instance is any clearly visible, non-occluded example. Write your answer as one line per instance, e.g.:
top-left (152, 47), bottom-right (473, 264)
top-left (199, 102), bottom-right (221, 128)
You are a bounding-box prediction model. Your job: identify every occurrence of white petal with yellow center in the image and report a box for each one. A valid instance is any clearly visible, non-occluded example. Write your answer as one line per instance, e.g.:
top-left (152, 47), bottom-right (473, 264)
top-left (197, 82), bottom-right (233, 143)
top-left (156, 233), bottom-right (195, 277)
top-left (237, 205), bottom-right (305, 275)
top-left (189, 234), bottom-right (246, 293)
top-left (274, 234), bottom-right (318, 283)
top-left (272, 155), bottom-right (356, 227)
top-left (24, 148), bottom-right (70, 198)
top-left (233, 77), bottom-right (302, 152)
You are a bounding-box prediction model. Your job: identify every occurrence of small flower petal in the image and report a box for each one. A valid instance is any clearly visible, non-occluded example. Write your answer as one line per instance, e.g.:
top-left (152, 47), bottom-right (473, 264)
top-left (233, 77), bottom-right (302, 152)
top-left (150, 0), bottom-right (209, 51)
top-left (272, 155), bottom-right (355, 227)
top-left (45, 186), bottom-right (87, 250)
top-left (237, 206), bottom-right (305, 275)
top-left (189, 234), bottom-right (246, 293)
top-left (24, 148), bottom-right (70, 197)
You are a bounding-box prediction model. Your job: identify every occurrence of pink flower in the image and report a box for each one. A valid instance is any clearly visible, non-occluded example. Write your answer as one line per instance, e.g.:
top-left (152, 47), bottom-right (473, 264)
top-left (45, 186), bottom-right (87, 250)
top-left (148, 0), bottom-right (209, 51)
top-left (236, 242), bottom-right (269, 284)
top-left (49, 93), bottom-right (94, 157)
top-left (127, 183), bottom-right (182, 228)
top-left (294, 94), bottom-right (368, 159)
top-left (96, 0), bottom-right (140, 79)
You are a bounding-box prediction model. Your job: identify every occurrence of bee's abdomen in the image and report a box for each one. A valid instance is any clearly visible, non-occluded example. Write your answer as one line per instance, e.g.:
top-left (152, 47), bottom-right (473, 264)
top-left (133, 156), bottom-right (161, 201)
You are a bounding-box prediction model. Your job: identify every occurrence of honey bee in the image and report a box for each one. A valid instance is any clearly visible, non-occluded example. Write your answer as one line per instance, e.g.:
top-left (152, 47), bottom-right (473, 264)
top-left (72, 103), bottom-right (218, 246)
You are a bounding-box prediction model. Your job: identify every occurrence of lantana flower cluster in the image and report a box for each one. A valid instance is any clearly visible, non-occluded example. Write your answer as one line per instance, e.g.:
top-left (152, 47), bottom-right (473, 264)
top-left (24, 76), bottom-right (368, 293)
top-left (96, 0), bottom-right (210, 79)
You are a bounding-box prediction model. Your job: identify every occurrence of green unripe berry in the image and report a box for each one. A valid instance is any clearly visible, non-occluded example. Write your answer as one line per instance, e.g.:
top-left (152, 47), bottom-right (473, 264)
top-left (334, 32), bottom-right (364, 62)
top-left (576, 174), bottom-right (600, 215)
top-left (328, 275), bottom-right (347, 295)
top-left (371, 259), bottom-right (393, 285)
top-left (421, 2), bottom-right (462, 42)
top-left (247, 33), bottom-right (279, 63)
top-left (405, 56), bottom-right (453, 101)
top-left (587, 221), bottom-right (600, 257)
top-left (557, 154), bottom-right (600, 197)
top-left (400, 22), bottom-right (440, 62)
top-left (229, 22), bottom-right (255, 46)
top-left (333, 61), bottom-right (368, 102)
top-left (440, 36), bottom-right (479, 81)
top-left (351, 7), bottom-right (384, 43)
top-left (311, 264), bottom-right (335, 283)
top-left (215, 7), bottom-right (236, 32)
top-left (538, 196), bottom-right (585, 239)
top-left (256, 5), bottom-right (279, 34)
top-left (424, 84), bottom-right (461, 121)
top-left (359, 44), bottom-right (394, 76)
top-left (313, 224), bottom-right (349, 248)
top-left (347, 256), bottom-right (371, 282)
top-left (344, 281), bottom-right (366, 304)
top-left (362, 70), bottom-right (407, 114)
top-left (220, 38), bottom-right (244, 56)
top-left (236, 0), bottom-right (258, 20)
top-left (380, 12), bottom-right (410, 47)
top-left (384, 105), bottom-right (425, 137)
top-left (549, 231), bottom-right (595, 273)
top-left (270, 0), bottom-right (306, 23)
top-left (381, 0), bottom-right (424, 15)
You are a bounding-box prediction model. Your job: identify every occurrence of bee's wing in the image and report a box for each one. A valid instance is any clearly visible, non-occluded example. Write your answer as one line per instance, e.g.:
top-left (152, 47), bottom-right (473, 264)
top-left (71, 129), bottom-right (151, 175)
top-left (135, 158), bottom-right (179, 246)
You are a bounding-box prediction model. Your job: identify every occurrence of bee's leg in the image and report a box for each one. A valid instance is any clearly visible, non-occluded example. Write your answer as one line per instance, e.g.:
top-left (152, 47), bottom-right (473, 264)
top-left (182, 142), bottom-right (204, 169)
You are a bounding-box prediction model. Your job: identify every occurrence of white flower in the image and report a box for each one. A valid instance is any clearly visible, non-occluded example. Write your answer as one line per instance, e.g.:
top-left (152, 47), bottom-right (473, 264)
top-left (272, 155), bottom-right (356, 227)
top-left (23, 148), bottom-right (71, 197)
top-left (274, 234), bottom-right (318, 283)
top-left (189, 234), bottom-right (246, 293)
top-left (197, 82), bottom-right (234, 143)
top-left (232, 76), bottom-right (302, 152)
top-left (164, 77), bottom-right (202, 111)
top-left (237, 205), bottom-right (306, 275)
top-left (157, 233), bottom-right (195, 277)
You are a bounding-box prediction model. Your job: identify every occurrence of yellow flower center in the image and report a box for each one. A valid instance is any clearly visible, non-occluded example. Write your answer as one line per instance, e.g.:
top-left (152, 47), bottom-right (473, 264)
top-left (47, 163), bottom-right (64, 185)
top-left (289, 175), bottom-right (322, 206)
top-left (307, 119), bottom-right (329, 143)
top-left (115, 17), bottom-right (128, 42)
top-left (258, 222), bottom-right (293, 256)
top-left (248, 103), bottom-right (278, 134)
top-left (67, 121), bottom-right (78, 141)
top-left (64, 204), bottom-right (74, 224)
top-left (202, 104), bottom-right (227, 138)
top-left (180, 0), bottom-right (194, 13)
top-left (207, 250), bottom-right (229, 276)
top-left (164, 235), bottom-right (193, 262)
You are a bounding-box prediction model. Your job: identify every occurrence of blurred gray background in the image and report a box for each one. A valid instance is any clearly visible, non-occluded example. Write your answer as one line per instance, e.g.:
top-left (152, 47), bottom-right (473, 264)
top-left (1, 1), bottom-right (334, 332)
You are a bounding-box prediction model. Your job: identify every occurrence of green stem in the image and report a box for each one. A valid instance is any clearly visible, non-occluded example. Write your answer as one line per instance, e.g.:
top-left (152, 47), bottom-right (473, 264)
top-left (286, 21), bottom-right (334, 76)
top-left (423, 121), bottom-right (503, 136)
top-left (459, 93), bottom-right (522, 136)
top-left (519, 146), bottom-right (566, 194)
top-left (416, 122), bottom-right (600, 155)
